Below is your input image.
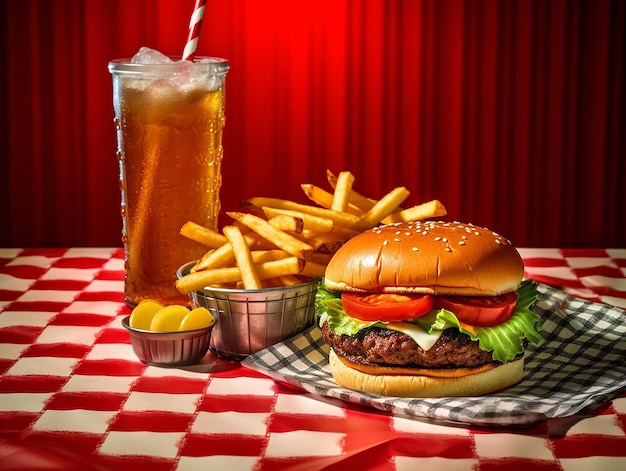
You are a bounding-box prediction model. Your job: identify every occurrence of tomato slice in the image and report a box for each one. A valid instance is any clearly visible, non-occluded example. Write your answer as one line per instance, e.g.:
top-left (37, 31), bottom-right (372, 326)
top-left (434, 292), bottom-right (518, 327)
top-left (341, 292), bottom-right (434, 322)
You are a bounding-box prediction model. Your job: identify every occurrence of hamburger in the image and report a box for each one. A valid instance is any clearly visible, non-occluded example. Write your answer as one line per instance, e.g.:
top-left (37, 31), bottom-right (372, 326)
top-left (315, 220), bottom-right (541, 398)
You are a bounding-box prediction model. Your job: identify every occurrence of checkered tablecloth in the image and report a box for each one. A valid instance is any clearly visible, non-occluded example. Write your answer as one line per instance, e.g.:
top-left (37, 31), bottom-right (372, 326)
top-left (1, 247), bottom-right (625, 470)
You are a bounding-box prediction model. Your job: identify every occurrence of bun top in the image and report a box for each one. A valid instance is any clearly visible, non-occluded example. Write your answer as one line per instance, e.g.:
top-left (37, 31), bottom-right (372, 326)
top-left (324, 221), bottom-right (524, 296)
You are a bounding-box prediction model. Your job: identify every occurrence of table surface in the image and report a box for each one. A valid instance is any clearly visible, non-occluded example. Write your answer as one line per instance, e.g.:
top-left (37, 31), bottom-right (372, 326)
top-left (0, 247), bottom-right (625, 470)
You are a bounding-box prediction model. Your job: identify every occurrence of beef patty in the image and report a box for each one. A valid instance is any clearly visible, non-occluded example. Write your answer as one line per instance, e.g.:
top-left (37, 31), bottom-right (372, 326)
top-left (321, 321), bottom-right (500, 369)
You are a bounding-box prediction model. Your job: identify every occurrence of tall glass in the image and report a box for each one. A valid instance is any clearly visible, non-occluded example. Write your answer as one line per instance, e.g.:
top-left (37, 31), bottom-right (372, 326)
top-left (109, 57), bottom-right (229, 307)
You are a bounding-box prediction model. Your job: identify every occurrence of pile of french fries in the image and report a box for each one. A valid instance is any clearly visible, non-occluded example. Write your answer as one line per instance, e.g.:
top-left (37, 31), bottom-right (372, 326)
top-left (175, 170), bottom-right (447, 294)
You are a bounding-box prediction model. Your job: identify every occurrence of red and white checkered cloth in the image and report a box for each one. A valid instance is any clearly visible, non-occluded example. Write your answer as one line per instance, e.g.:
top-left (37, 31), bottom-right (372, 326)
top-left (0, 247), bottom-right (625, 470)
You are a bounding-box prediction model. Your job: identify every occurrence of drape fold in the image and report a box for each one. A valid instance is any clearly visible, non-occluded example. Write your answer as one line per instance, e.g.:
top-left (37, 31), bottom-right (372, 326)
top-left (1, 0), bottom-right (624, 248)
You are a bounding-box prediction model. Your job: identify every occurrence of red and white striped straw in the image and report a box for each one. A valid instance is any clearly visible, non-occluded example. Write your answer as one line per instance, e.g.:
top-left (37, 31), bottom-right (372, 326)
top-left (182, 0), bottom-right (206, 61)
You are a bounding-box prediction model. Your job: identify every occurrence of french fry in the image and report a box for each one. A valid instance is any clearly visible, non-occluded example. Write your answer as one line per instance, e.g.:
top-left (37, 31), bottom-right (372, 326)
top-left (358, 186), bottom-right (410, 229)
top-left (177, 266), bottom-right (243, 293)
top-left (268, 214), bottom-right (304, 234)
top-left (227, 211), bottom-right (314, 260)
top-left (223, 225), bottom-right (262, 289)
top-left (192, 245), bottom-right (234, 273)
top-left (300, 261), bottom-right (327, 278)
top-left (176, 257), bottom-right (305, 294)
top-left (299, 229), bottom-right (326, 240)
top-left (306, 231), bottom-right (354, 254)
top-left (245, 197), bottom-right (363, 230)
top-left (273, 275), bottom-right (304, 286)
top-left (326, 169), bottom-right (376, 212)
top-left (192, 231), bottom-right (269, 272)
top-left (180, 221), bottom-right (227, 248)
top-left (250, 250), bottom-right (291, 264)
top-left (261, 207), bottom-right (334, 233)
top-left (301, 184), bottom-right (363, 216)
top-left (325, 225), bottom-right (361, 238)
top-left (383, 199), bottom-right (448, 224)
top-left (330, 171), bottom-right (355, 212)
top-left (244, 231), bottom-right (279, 251)
top-left (256, 257), bottom-right (305, 281)
top-left (300, 183), bottom-right (334, 209)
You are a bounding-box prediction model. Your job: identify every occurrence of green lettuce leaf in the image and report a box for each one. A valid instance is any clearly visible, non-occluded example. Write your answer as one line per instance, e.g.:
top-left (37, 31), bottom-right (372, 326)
top-left (315, 279), bottom-right (542, 363)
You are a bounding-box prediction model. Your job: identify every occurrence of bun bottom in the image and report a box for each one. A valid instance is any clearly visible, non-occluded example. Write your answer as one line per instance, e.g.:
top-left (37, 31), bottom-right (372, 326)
top-left (328, 350), bottom-right (524, 398)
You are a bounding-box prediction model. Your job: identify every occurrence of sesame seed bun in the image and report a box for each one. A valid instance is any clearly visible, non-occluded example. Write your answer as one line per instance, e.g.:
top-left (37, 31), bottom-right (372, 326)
top-left (324, 221), bottom-right (524, 296)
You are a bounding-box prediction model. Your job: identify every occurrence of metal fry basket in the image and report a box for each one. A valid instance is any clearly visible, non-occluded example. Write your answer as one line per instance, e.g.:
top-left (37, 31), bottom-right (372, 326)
top-left (178, 262), bottom-right (319, 361)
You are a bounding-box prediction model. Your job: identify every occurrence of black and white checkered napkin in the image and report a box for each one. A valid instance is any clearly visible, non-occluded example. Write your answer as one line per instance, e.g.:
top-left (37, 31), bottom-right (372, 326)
top-left (242, 283), bottom-right (626, 426)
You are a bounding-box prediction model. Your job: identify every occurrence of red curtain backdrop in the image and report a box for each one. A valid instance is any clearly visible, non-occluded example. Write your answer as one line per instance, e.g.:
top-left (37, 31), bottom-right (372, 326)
top-left (1, 0), bottom-right (624, 248)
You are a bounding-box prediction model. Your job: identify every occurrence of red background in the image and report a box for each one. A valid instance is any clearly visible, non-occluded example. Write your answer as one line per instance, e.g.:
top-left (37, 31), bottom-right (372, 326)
top-left (1, 0), bottom-right (624, 249)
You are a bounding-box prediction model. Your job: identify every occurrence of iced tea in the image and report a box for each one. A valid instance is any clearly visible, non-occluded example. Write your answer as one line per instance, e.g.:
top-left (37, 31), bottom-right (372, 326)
top-left (109, 56), bottom-right (229, 307)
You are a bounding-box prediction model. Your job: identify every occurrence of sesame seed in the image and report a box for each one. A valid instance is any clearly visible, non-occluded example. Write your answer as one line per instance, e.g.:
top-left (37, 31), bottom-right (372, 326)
top-left (458, 240), bottom-right (466, 245)
top-left (442, 237), bottom-right (448, 243)
top-left (445, 247), bottom-right (452, 252)
top-left (394, 238), bottom-right (401, 242)
top-left (411, 247), bottom-right (419, 252)
top-left (383, 240), bottom-right (389, 246)
top-left (422, 231), bottom-right (428, 235)
top-left (435, 237), bottom-right (442, 241)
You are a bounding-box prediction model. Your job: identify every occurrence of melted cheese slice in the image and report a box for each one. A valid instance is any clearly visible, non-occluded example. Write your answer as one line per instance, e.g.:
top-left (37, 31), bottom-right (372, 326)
top-left (385, 322), bottom-right (443, 351)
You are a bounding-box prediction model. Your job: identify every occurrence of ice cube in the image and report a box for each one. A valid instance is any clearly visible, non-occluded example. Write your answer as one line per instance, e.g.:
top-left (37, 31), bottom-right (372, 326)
top-left (131, 47), bottom-right (174, 65)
